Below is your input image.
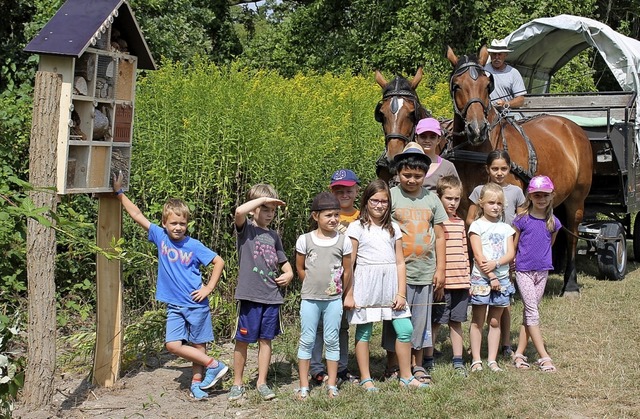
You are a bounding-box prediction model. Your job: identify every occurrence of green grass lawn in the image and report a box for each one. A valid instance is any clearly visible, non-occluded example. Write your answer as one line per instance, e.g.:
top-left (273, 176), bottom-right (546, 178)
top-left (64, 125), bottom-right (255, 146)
top-left (248, 257), bottom-right (640, 418)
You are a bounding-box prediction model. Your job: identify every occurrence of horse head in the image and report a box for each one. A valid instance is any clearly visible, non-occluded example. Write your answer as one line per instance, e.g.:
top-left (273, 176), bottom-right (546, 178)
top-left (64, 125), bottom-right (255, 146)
top-left (374, 69), bottom-right (427, 177)
top-left (446, 46), bottom-right (493, 146)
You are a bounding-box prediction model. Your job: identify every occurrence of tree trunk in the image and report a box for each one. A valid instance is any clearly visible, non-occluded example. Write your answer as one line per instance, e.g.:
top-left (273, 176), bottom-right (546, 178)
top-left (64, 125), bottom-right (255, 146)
top-left (23, 71), bottom-right (61, 408)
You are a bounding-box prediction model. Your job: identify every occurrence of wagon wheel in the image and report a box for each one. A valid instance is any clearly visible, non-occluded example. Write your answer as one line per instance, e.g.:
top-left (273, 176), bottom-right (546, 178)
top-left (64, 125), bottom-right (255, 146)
top-left (597, 223), bottom-right (627, 280)
top-left (633, 213), bottom-right (640, 261)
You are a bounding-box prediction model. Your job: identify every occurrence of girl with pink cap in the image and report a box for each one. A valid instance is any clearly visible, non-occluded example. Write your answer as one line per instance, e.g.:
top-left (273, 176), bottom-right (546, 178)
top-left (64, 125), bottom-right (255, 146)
top-left (512, 175), bottom-right (561, 372)
top-left (414, 117), bottom-right (459, 191)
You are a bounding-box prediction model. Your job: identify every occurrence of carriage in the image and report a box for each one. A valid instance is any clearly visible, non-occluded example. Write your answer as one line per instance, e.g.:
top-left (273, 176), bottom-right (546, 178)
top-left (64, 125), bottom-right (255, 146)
top-left (375, 15), bottom-right (640, 288)
top-left (501, 15), bottom-right (640, 280)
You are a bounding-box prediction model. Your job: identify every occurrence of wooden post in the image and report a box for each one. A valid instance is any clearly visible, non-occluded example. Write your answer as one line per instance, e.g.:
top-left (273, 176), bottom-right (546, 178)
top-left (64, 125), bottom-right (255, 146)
top-left (93, 195), bottom-right (123, 386)
top-left (24, 71), bottom-right (61, 408)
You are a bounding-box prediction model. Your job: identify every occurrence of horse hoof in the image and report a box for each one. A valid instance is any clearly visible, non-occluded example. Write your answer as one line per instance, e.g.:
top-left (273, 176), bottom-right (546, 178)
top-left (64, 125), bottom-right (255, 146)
top-left (561, 291), bottom-right (580, 299)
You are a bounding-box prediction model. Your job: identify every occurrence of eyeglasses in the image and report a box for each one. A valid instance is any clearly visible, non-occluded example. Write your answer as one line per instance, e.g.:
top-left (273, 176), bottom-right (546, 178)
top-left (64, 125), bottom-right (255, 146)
top-left (369, 199), bottom-right (389, 207)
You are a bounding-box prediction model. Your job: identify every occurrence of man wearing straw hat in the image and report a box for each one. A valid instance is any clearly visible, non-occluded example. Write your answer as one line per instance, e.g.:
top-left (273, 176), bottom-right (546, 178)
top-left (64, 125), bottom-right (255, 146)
top-left (484, 39), bottom-right (527, 109)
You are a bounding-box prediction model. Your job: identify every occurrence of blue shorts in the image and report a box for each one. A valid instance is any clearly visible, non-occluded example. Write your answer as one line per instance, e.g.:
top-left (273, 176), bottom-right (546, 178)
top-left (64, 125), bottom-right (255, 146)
top-left (235, 300), bottom-right (282, 343)
top-left (469, 275), bottom-right (511, 307)
top-left (165, 304), bottom-right (214, 345)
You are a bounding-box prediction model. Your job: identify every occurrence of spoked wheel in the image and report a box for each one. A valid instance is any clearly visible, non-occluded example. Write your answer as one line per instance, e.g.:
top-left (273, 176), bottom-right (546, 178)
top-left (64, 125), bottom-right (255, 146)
top-left (597, 222), bottom-right (627, 280)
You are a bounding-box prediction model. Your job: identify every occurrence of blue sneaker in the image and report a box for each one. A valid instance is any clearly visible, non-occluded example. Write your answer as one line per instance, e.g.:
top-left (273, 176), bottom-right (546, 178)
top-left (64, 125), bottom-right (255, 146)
top-left (190, 382), bottom-right (208, 400)
top-left (200, 361), bottom-right (229, 390)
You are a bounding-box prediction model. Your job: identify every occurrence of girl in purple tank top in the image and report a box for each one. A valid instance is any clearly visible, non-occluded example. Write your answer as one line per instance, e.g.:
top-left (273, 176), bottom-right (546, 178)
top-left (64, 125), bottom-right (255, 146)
top-left (512, 175), bottom-right (561, 372)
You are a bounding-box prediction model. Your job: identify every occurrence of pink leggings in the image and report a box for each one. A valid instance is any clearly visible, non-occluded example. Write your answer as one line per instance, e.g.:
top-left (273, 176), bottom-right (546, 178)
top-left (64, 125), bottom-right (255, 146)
top-left (515, 270), bottom-right (548, 326)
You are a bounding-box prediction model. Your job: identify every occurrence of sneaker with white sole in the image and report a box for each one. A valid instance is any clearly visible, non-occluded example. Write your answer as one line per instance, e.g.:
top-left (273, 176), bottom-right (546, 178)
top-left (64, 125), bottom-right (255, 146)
top-left (228, 385), bottom-right (245, 401)
top-left (190, 382), bottom-right (208, 400)
top-left (200, 361), bottom-right (228, 390)
top-left (257, 384), bottom-right (276, 400)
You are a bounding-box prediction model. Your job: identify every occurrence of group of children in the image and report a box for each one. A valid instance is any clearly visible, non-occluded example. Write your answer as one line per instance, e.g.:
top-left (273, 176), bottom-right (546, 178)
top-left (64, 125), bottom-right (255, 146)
top-left (112, 116), bottom-right (559, 402)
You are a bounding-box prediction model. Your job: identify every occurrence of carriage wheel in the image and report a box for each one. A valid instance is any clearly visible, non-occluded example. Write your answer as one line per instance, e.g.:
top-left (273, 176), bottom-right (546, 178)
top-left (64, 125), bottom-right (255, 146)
top-left (633, 213), bottom-right (640, 261)
top-left (597, 223), bottom-right (627, 280)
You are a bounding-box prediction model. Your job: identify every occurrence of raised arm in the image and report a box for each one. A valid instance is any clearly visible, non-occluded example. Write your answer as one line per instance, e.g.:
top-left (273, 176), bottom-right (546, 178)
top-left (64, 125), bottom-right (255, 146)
top-left (234, 197), bottom-right (286, 227)
top-left (112, 172), bottom-right (150, 231)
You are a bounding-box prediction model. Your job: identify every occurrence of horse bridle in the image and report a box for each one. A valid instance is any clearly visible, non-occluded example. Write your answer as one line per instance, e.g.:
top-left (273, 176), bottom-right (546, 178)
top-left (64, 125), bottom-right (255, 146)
top-left (449, 60), bottom-right (493, 121)
top-left (375, 89), bottom-right (421, 145)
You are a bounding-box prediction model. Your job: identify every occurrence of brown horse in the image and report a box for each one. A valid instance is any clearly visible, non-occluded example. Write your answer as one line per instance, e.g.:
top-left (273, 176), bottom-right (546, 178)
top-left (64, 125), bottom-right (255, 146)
top-left (374, 69), bottom-right (429, 182)
top-left (444, 46), bottom-right (593, 295)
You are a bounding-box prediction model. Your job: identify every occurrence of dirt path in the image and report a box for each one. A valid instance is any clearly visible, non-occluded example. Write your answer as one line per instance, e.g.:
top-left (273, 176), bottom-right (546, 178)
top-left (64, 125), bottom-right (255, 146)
top-left (14, 342), bottom-right (291, 419)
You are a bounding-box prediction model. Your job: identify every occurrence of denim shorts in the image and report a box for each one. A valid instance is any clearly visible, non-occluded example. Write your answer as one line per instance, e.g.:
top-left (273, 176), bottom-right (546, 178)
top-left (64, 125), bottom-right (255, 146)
top-left (165, 304), bottom-right (214, 344)
top-left (469, 275), bottom-right (511, 307)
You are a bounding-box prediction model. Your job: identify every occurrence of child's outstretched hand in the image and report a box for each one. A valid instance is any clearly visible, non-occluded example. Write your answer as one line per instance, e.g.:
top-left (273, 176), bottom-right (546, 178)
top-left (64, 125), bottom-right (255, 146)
top-left (191, 287), bottom-right (212, 303)
top-left (112, 171), bottom-right (123, 192)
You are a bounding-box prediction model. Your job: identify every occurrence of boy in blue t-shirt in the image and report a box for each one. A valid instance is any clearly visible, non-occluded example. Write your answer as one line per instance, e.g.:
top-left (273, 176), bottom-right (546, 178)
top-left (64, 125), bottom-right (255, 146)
top-left (113, 173), bottom-right (227, 400)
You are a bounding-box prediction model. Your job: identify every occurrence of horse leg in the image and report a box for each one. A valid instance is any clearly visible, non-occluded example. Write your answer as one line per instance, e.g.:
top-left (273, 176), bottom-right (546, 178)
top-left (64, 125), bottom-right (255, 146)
top-left (561, 198), bottom-right (585, 297)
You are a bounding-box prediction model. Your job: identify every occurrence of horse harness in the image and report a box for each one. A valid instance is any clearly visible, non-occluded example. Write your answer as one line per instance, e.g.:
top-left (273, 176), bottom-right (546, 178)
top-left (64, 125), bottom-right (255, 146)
top-left (375, 81), bottom-right (426, 145)
top-left (441, 111), bottom-right (539, 184)
top-left (444, 59), bottom-right (538, 183)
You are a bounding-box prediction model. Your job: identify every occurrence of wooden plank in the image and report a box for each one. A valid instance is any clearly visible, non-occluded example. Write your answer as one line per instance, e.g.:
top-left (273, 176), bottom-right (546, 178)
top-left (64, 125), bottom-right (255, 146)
top-left (93, 195), bottom-right (123, 387)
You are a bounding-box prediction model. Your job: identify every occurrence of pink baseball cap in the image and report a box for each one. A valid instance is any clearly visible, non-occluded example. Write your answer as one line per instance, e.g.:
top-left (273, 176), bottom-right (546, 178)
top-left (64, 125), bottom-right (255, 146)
top-left (528, 175), bottom-right (555, 193)
top-left (416, 118), bottom-right (442, 136)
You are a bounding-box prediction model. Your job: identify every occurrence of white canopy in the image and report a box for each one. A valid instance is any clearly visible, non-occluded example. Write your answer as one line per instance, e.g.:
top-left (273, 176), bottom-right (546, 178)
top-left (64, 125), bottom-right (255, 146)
top-left (499, 14), bottom-right (640, 148)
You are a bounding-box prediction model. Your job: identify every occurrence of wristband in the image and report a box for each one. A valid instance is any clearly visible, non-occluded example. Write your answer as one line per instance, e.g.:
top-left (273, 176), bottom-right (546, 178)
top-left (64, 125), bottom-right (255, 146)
top-left (397, 293), bottom-right (406, 299)
top-left (115, 189), bottom-right (124, 196)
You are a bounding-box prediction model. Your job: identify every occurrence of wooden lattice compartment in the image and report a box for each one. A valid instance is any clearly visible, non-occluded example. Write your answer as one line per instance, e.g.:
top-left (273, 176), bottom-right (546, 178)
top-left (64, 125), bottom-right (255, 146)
top-left (113, 104), bottom-right (133, 142)
top-left (92, 103), bottom-right (113, 141)
top-left (95, 54), bottom-right (117, 99)
top-left (115, 57), bottom-right (135, 101)
top-left (110, 146), bottom-right (131, 190)
top-left (66, 146), bottom-right (89, 189)
top-left (70, 100), bottom-right (94, 141)
top-left (73, 53), bottom-right (96, 96)
top-left (88, 146), bottom-right (110, 188)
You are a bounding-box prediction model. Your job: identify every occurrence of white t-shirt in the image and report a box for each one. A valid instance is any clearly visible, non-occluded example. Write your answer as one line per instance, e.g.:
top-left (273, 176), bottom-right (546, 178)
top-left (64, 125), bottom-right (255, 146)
top-left (346, 221), bottom-right (401, 265)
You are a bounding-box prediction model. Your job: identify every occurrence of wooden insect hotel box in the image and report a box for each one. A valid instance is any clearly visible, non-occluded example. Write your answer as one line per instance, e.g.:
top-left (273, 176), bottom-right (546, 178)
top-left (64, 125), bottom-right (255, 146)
top-left (25, 0), bottom-right (155, 194)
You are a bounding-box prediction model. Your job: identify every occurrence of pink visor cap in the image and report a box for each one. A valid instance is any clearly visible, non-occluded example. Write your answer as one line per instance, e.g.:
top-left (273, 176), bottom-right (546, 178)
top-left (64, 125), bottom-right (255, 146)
top-left (416, 118), bottom-right (442, 136)
top-left (528, 175), bottom-right (555, 193)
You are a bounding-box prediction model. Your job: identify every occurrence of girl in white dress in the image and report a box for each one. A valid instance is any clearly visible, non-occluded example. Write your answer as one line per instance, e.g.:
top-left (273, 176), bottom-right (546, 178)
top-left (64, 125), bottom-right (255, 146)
top-left (344, 179), bottom-right (427, 391)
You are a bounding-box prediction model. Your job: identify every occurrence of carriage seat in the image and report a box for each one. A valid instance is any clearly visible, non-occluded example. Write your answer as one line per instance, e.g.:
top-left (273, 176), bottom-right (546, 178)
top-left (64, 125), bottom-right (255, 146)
top-left (555, 114), bottom-right (621, 127)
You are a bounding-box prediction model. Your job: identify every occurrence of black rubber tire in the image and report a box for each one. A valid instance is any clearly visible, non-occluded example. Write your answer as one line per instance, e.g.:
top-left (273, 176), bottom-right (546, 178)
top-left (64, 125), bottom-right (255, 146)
top-left (597, 223), bottom-right (627, 280)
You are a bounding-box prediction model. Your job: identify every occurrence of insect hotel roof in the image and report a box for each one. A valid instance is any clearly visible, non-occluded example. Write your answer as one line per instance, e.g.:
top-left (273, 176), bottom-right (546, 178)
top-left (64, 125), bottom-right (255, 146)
top-left (24, 0), bottom-right (156, 70)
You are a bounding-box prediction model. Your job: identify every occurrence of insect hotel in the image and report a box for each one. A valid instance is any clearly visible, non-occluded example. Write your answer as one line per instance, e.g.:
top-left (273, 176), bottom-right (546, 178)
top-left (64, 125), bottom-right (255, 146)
top-left (25, 0), bottom-right (155, 194)
top-left (24, 0), bottom-right (155, 387)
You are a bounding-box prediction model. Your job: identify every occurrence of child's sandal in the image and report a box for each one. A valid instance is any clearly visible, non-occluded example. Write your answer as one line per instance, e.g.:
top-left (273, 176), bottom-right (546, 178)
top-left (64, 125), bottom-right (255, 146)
top-left (399, 376), bottom-right (429, 389)
top-left (513, 353), bottom-right (531, 369)
top-left (295, 387), bottom-right (309, 400)
top-left (327, 385), bottom-right (339, 399)
top-left (470, 360), bottom-right (483, 372)
top-left (536, 357), bottom-right (557, 373)
top-left (487, 360), bottom-right (503, 372)
top-left (359, 378), bottom-right (379, 392)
